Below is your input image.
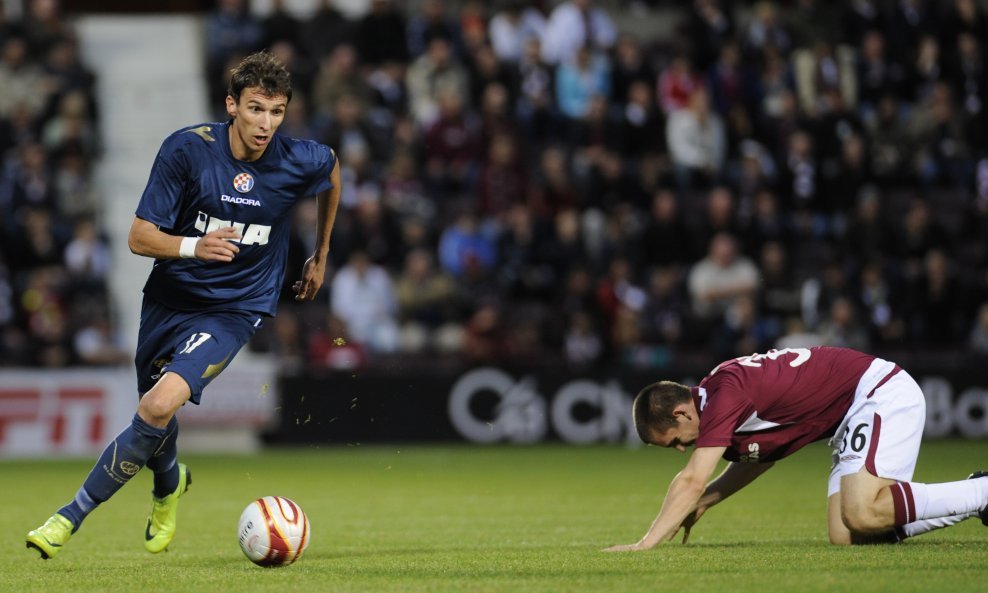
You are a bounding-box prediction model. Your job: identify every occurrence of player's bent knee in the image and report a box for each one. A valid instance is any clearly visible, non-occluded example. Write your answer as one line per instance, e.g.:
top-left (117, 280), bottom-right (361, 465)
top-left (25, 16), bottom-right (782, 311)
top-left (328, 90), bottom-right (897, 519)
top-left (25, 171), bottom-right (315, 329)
top-left (138, 373), bottom-right (192, 426)
top-left (841, 504), bottom-right (887, 534)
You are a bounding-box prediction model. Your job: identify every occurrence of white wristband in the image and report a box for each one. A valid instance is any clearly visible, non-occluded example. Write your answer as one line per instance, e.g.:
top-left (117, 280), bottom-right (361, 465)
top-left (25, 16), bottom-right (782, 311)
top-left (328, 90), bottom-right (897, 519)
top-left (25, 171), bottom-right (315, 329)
top-left (179, 236), bottom-right (200, 259)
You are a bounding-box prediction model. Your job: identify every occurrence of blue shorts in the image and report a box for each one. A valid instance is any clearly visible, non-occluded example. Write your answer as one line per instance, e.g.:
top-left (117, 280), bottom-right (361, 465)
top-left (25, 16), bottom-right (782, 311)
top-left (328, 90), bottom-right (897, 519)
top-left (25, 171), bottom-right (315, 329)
top-left (135, 296), bottom-right (263, 404)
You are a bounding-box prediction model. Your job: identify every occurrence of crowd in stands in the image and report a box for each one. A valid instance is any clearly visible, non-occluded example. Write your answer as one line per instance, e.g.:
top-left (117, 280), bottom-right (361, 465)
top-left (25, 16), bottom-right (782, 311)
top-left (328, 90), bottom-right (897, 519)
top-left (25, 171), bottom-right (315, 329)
top-left (5, 0), bottom-right (988, 373)
top-left (0, 0), bottom-right (126, 367)
top-left (235, 0), bottom-right (988, 373)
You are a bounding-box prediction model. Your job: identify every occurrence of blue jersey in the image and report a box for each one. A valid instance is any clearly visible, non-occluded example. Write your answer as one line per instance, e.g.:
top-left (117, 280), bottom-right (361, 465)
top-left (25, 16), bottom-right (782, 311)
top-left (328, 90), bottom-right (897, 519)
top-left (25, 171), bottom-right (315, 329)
top-left (136, 121), bottom-right (336, 316)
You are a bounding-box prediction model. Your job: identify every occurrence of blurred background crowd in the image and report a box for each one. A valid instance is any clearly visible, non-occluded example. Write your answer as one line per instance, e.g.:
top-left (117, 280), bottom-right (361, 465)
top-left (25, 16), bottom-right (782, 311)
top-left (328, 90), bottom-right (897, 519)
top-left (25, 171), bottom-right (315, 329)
top-left (3, 0), bottom-right (988, 372)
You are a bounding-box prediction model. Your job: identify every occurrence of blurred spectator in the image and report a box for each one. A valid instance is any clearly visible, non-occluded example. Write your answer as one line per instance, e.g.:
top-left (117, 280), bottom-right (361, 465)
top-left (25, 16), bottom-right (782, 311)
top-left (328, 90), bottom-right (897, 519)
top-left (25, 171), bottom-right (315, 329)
top-left (73, 314), bottom-right (128, 366)
top-left (910, 82), bottom-right (973, 188)
top-left (618, 79), bottom-right (664, 159)
top-left (800, 260), bottom-right (850, 330)
top-left (299, 0), bottom-right (356, 59)
top-left (666, 87), bottom-right (726, 190)
top-left (465, 43), bottom-right (513, 110)
top-left (488, 0), bottom-right (546, 64)
top-left (775, 316), bottom-right (823, 349)
top-left (563, 309), bottom-right (604, 367)
top-left (856, 260), bottom-right (905, 346)
top-left (970, 302), bottom-right (988, 354)
top-left (610, 35), bottom-right (655, 106)
top-left (743, 1), bottom-right (792, 61)
top-left (640, 265), bottom-right (689, 347)
top-left (638, 188), bottom-right (693, 268)
top-left (688, 0), bottom-right (734, 71)
top-left (22, 0), bottom-right (67, 57)
top-left (322, 93), bottom-right (388, 166)
top-left (657, 54), bottom-right (703, 115)
top-left (394, 248), bottom-right (461, 354)
top-left (406, 35), bottom-right (470, 126)
top-left (554, 45), bottom-right (610, 122)
top-left (311, 44), bottom-right (373, 118)
top-left (438, 209), bottom-right (496, 279)
top-left (817, 295), bottom-right (870, 350)
top-left (407, 0), bottom-right (462, 59)
top-left (422, 86), bottom-right (482, 196)
top-left (540, 0), bottom-right (617, 66)
top-left (755, 240), bottom-right (800, 340)
top-left (461, 300), bottom-right (506, 362)
top-left (63, 216), bottom-right (109, 284)
top-left (855, 30), bottom-right (905, 117)
top-left (595, 256), bottom-right (647, 326)
top-left (687, 232), bottom-right (759, 323)
top-left (330, 250), bottom-right (400, 354)
top-left (513, 37), bottom-right (555, 146)
top-left (41, 89), bottom-right (98, 160)
top-left (865, 95), bottom-right (913, 185)
top-left (477, 132), bottom-right (528, 218)
top-left (0, 36), bottom-right (50, 120)
top-left (903, 249), bottom-right (969, 346)
top-left (706, 41), bottom-right (746, 118)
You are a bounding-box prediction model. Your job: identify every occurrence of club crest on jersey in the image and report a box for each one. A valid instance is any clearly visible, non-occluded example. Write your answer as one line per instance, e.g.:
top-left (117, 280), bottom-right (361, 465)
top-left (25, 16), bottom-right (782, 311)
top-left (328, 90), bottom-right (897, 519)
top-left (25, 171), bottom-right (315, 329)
top-left (233, 172), bottom-right (254, 193)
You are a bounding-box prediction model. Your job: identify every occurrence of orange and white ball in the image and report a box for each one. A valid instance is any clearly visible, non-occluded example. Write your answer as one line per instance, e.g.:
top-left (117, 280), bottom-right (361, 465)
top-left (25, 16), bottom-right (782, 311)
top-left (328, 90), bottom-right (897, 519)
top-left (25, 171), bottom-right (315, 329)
top-left (237, 496), bottom-right (310, 567)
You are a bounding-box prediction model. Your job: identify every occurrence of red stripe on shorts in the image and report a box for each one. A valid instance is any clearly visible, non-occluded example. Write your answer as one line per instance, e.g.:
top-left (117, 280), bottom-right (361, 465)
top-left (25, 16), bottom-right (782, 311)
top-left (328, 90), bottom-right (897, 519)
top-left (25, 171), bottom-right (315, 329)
top-left (865, 413), bottom-right (882, 475)
top-left (866, 365), bottom-right (902, 398)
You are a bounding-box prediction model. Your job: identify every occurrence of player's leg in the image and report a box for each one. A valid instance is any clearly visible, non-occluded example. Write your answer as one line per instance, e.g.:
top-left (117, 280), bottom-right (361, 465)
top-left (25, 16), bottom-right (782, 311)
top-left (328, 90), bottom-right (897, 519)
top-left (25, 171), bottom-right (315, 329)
top-left (827, 465), bottom-right (899, 545)
top-left (140, 309), bottom-right (262, 553)
top-left (26, 408), bottom-right (172, 559)
top-left (839, 370), bottom-right (988, 539)
top-left (827, 493), bottom-right (852, 545)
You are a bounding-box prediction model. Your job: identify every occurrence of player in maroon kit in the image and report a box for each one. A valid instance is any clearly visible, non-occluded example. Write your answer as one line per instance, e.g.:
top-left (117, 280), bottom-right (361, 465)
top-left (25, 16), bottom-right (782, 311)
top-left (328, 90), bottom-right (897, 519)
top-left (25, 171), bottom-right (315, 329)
top-left (605, 347), bottom-right (988, 549)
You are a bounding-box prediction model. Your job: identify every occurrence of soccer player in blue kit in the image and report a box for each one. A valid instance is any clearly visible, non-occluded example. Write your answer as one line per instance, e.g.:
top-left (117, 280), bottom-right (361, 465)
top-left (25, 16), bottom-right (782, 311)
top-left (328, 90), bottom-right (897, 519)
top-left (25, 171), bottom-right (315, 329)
top-left (26, 51), bottom-right (341, 559)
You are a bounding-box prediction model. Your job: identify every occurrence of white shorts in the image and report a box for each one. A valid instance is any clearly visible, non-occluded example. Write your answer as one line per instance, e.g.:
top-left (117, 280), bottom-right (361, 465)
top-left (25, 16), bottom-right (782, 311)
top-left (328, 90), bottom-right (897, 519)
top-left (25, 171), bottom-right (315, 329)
top-left (826, 358), bottom-right (926, 497)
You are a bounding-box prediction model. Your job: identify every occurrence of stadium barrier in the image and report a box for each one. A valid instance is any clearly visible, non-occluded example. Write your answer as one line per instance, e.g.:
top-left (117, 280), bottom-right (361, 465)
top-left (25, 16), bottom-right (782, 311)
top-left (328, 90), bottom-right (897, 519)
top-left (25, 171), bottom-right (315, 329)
top-left (2, 358), bottom-right (984, 457)
top-left (0, 354), bottom-right (277, 458)
top-left (270, 362), bottom-right (988, 445)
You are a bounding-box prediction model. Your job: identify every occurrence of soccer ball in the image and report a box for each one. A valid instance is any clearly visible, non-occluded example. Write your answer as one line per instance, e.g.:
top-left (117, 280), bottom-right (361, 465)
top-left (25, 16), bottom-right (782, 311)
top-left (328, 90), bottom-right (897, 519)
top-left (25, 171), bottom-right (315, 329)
top-left (237, 496), bottom-right (311, 567)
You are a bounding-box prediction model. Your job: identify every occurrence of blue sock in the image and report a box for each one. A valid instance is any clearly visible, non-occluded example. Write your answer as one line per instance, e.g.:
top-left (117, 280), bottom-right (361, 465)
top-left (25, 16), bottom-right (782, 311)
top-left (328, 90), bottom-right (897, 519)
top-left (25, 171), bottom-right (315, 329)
top-left (146, 416), bottom-right (180, 498)
top-left (57, 414), bottom-right (166, 531)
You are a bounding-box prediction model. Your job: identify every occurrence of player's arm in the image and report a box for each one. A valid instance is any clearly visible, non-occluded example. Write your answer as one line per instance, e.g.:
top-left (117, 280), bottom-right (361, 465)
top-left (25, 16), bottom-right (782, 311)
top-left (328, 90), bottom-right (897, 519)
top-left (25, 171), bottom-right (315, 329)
top-left (293, 157), bottom-right (341, 301)
top-left (128, 217), bottom-right (241, 262)
top-left (605, 445), bottom-right (726, 552)
top-left (680, 460), bottom-right (775, 543)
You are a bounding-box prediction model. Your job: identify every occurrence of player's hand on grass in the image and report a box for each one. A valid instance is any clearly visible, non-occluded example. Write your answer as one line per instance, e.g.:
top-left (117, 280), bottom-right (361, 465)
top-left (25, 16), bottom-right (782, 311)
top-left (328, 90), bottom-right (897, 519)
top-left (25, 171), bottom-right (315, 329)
top-left (603, 541), bottom-right (651, 552)
top-left (197, 227), bottom-right (241, 262)
top-left (293, 255), bottom-right (327, 301)
top-left (680, 508), bottom-right (705, 544)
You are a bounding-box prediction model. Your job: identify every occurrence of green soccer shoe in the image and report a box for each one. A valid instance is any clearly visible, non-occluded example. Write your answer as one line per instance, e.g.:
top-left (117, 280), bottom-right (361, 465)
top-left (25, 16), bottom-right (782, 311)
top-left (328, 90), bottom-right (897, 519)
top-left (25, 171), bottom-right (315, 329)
top-left (144, 463), bottom-right (191, 553)
top-left (26, 513), bottom-right (74, 559)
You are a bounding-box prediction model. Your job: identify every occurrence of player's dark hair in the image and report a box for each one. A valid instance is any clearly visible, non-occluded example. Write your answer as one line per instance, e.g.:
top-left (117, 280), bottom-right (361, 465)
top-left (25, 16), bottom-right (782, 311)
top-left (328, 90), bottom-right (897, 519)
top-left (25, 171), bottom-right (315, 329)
top-left (632, 381), bottom-right (691, 442)
top-left (228, 51), bottom-right (293, 103)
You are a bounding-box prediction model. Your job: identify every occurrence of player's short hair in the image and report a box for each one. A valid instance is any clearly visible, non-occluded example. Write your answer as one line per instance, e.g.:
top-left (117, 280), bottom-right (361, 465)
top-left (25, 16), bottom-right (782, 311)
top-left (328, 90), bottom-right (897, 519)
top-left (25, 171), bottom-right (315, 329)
top-left (632, 381), bottom-right (691, 442)
top-left (228, 51), bottom-right (293, 104)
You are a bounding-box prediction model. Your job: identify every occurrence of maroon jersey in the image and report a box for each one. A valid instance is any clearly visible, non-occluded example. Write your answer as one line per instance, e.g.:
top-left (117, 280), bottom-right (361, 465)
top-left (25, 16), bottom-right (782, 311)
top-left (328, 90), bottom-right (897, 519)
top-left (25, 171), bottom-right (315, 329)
top-left (693, 347), bottom-right (875, 462)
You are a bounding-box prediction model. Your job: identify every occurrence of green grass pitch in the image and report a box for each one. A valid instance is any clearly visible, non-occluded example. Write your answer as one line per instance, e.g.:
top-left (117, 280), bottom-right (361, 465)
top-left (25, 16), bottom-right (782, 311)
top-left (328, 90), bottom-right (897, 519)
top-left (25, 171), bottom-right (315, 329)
top-left (2, 440), bottom-right (987, 593)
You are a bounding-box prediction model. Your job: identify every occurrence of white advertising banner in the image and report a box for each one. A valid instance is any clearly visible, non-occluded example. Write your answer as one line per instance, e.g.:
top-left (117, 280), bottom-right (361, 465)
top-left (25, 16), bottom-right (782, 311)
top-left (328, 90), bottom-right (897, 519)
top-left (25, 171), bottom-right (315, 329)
top-left (0, 353), bottom-right (277, 458)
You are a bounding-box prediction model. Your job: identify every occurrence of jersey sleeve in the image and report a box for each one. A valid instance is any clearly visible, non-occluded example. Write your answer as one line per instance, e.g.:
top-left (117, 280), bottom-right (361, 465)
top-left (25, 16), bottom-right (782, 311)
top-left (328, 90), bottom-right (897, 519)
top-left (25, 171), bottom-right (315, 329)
top-left (299, 143), bottom-right (337, 198)
top-left (135, 134), bottom-right (191, 229)
top-left (695, 381), bottom-right (754, 448)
